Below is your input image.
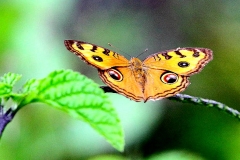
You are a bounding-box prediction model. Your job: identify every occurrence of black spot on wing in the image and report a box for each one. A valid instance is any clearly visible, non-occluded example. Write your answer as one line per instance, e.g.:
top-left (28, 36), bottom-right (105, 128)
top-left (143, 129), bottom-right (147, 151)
top-left (92, 55), bottom-right (103, 62)
top-left (178, 61), bottom-right (190, 67)
top-left (154, 54), bottom-right (161, 61)
top-left (175, 49), bottom-right (186, 58)
top-left (162, 52), bottom-right (172, 60)
top-left (91, 45), bottom-right (98, 52)
top-left (103, 49), bottom-right (110, 56)
top-left (76, 43), bottom-right (84, 50)
top-left (113, 52), bottom-right (120, 59)
top-left (193, 49), bottom-right (200, 57)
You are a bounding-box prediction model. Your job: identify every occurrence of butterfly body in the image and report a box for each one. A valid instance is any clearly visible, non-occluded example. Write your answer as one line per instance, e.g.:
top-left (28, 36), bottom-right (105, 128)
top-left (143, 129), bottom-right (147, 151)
top-left (129, 58), bottom-right (146, 85)
top-left (64, 40), bottom-right (212, 102)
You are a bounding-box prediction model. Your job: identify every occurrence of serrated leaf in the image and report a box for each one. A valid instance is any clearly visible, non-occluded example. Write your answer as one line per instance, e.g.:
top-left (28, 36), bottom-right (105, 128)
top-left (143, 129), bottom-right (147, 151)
top-left (15, 79), bottom-right (40, 107)
top-left (21, 79), bottom-right (39, 94)
top-left (33, 70), bottom-right (124, 151)
top-left (0, 72), bottom-right (21, 86)
top-left (0, 83), bottom-right (12, 96)
top-left (0, 73), bottom-right (22, 97)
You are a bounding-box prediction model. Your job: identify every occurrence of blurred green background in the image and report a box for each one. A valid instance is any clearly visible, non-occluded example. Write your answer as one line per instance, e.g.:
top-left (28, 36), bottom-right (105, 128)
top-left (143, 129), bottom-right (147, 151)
top-left (1, 1), bottom-right (240, 160)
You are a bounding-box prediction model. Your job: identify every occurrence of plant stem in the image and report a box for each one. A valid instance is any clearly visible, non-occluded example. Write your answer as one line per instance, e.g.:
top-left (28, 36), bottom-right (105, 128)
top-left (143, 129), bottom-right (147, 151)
top-left (0, 106), bottom-right (16, 138)
top-left (100, 86), bottom-right (240, 120)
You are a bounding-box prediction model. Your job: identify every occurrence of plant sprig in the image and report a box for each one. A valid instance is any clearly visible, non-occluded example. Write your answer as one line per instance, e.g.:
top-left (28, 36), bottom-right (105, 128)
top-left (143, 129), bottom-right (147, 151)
top-left (0, 70), bottom-right (239, 152)
top-left (0, 70), bottom-right (124, 151)
top-left (100, 86), bottom-right (240, 120)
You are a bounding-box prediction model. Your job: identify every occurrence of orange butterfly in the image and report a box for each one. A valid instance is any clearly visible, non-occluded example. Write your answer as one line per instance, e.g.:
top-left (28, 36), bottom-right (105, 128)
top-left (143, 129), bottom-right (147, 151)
top-left (64, 40), bottom-right (212, 102)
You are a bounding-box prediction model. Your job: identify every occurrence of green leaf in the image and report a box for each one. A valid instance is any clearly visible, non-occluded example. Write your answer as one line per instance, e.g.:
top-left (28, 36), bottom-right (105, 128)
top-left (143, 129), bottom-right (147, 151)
top-left (22, 78), bottom-right (39, 94)
top-left (0, 70), bottom-right (124, 151)
top-left (33, 70), bottom-right (124, 151)
top-left (147, 150), bottom-right (205, 160)
top-left (0, 83), bottom-right (12, 96)
top-left (0, 72), bottom-right (21, 86)
top-left (17, 78), bottom-right (40, 106)
top-left (0, 73), bottom-right (22, 96)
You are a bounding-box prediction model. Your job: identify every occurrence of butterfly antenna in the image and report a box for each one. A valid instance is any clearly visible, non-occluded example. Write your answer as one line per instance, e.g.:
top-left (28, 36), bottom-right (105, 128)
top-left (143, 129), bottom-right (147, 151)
top-left (136, 48), bottom-right (148, 58)
top-left (108, 43), bottom-right (131, 57)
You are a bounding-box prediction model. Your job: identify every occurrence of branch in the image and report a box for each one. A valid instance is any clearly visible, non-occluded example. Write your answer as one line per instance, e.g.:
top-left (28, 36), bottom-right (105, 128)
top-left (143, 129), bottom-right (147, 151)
top-left (100, 86), bottom-right (240, 120)
top-left (1, 86), bottom-right (239, 138)
top-left (0, 105), bottom-right (16, 138)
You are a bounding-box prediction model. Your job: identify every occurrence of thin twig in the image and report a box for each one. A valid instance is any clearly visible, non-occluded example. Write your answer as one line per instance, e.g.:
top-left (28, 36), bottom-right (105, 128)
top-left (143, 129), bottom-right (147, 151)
top-left (0, 106), bottom-right (16, 138)
top-left (100, 86), bottom-right (240, 120)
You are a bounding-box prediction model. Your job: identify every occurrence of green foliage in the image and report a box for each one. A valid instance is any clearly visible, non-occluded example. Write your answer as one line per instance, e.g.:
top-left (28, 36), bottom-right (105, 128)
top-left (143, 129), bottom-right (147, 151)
top-left (0, 73), bottom-right (21, 96)
top-left (0, 70), bottom-right (124, 151)
top-left (147, 150), bottom-right (205, 160)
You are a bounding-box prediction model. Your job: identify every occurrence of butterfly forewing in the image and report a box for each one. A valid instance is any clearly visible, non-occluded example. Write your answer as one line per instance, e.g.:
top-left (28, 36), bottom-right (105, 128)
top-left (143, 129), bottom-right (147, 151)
top-left (143, 48), bottom-right (213, 76)
top-left (64, 40), bottom-right (130, 70)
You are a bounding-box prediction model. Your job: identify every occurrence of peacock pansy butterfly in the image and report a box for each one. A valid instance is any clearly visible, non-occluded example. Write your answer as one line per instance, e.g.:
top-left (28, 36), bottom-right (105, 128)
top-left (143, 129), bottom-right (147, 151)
top-left (64, 40), bottom-right (213, 102)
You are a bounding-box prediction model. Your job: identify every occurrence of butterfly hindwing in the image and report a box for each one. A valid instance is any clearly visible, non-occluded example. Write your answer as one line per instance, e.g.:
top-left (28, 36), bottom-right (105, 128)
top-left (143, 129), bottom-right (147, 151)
top-left (143, 68), bottom-right (189, 101)
top-left (98, 67), bottom-right (144, 101)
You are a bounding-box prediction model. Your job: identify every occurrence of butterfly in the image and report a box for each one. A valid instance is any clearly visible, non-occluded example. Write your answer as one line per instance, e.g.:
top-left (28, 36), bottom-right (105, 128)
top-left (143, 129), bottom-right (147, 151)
top-left (64, 40), bottom-right (213, 102)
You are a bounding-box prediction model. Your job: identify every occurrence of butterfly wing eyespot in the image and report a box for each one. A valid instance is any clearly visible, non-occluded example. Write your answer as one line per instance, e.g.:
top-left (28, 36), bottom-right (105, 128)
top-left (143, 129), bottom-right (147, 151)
top-left (161, 72), bottom-right (178, 84)
top-left (107, 69), bottom-right (123, 81)
top-left (92, 55), bottom-right (103, 62)
top-left (178, 61), bottom-right (190, 68)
